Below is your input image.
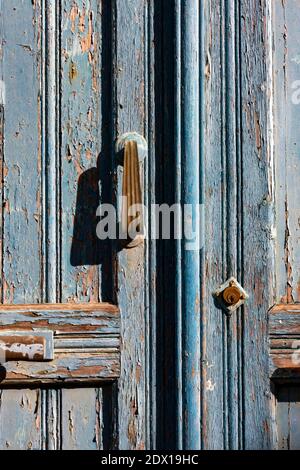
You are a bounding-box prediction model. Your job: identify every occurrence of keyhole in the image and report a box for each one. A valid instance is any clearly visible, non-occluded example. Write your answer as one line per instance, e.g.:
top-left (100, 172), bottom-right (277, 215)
top-left (222, 286), bottom-right (241, 306)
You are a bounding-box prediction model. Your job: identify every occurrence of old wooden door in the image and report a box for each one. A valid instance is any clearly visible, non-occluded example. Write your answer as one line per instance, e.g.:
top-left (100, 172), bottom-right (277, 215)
top-left (0, 0), bottom-right (149, 450)
top-left (166, 0), bottom-right (300, 450)
top-left (1, 0), bottom-right (300, 452)
top-left (165, 0), bottom-right (300, 450)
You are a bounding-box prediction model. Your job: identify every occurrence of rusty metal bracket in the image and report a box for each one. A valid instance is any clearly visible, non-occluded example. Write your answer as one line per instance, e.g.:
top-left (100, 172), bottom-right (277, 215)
top-left (0, 331), bottom-right (54, 362)
top-left (213, 277), bottom-right (249, 315)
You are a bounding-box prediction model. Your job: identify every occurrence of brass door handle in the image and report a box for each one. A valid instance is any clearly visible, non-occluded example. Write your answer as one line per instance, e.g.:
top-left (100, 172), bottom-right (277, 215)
top-left (116, 133), bottom-right (147, 249)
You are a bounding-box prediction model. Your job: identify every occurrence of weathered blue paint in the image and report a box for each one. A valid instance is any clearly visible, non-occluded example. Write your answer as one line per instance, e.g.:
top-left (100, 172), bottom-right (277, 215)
top-left (144, 0), bottom-right (156, 450)
top-left (222, 0), bottom-right (241, 449)
top-left (174, 0), bottom-right (183, 449)
top-left (2, 0), bottom-right (42, 304)
top-left (0, 0), bottom-right (119, 450)
top-left (270, 305), bottom-right (300, 380)
top-left (61, 0), bottom-right (102, 303)
top-left (240, 0), bottom-right (273, 449)
top-left (275, 385), bottom-right (300, 450)
top-left (43, 0), bottom-right (58, 303)
top-left (201, 0), bottom-right (225, 449)
top-left (273, 0), bottom-right (300, 304)
top-left (181, 0), bottom-right (201, 450)
top-left (1, 0), bottom-right (300, 452)
top-left (114, 0), bottom-right (148, 450)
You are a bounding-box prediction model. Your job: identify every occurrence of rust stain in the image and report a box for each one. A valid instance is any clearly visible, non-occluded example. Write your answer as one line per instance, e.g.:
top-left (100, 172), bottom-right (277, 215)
top-left (127, 418), bottom-right (137, 446)
top-left (3, 163), bottom-right (8, 178)
top-left (135, 364), bottom-right (141, 384)
top-left (69, 61), bottom-right (78, 82)
top-left (35, 415), bottom-right (40, 430)
top-left (127, 397), bottom-right (139, 448)
top-left (87, 107), bottom-right (93, 122)
top-left (88, 30), bottom-right (99, 92)
top-left (254, 110), bottom-right (262, 155)
top-left (3, 279), bottom-right (14, 304)
top-left (194, 294), bottom-right (200, 313)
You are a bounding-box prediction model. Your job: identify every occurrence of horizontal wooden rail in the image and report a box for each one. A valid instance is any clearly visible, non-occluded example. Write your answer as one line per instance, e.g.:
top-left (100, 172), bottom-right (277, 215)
top-left (0, 303), bottom-right (120, 385)
top-left (269, 304), bottom-right (300, 379)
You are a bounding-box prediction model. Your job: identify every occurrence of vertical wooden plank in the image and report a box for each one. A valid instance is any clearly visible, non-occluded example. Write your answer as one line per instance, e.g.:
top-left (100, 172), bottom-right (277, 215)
top-left (61, 388), bottom-right (102, 450)
top-left (43, 0), bottom-right (59, 303)
top-left (144, 0), bottom-right (156, 450)
top-left (273, 0), bottom-right (300, 303)
top-left (0, 104), bottom-right (3, 304)
top-left (201, 0), bottom-right (226, 450)
top-left (174, 0), bottom-right (183, 449)
top-left (276, 386), bottom-right (290, 450)
top-left (45, 389), bottom-right (61, 450)
top-left (0, 390), bottom-right (41, 450)
top-left (155, 0), bottom-right (178, 449)
top-left (0, 1), bottom-right (3, 304)
top-left (181, 0), bottom-right (201, 450)
top-left (222, 0), bottom-right (241, 449)
top-left (275, 385), bottom-right (300, 450)
top-left (114, 0), bottom-right (147, 450)
top-left (240, 0), bottom-right (274, 449)
top-left (202, 0), bottom-right (247, 450)
top-left (41, 1), bottom-right (61, 450)
top-left (1, 0), bottom-right (42, 303)
top-left (60, 0), bottom-right (102, 302)
top-left (289, 386), bottom-right (300, 450)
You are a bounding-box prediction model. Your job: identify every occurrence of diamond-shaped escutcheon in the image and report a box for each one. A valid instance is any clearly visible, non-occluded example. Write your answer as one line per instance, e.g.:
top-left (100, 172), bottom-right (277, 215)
top-left (213, 277), bottom-right (249, 315)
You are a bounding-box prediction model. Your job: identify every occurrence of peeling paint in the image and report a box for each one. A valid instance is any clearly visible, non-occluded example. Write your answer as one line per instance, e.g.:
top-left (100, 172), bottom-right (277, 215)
top-left (0, 81), bottom-right (5, 105)
top-left (206, 380), bottom-right (216, 392)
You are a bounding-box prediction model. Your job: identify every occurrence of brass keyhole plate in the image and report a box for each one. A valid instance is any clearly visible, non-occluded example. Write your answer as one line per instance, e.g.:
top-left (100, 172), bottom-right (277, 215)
top-left (213, 277), bottom-right (249, 315)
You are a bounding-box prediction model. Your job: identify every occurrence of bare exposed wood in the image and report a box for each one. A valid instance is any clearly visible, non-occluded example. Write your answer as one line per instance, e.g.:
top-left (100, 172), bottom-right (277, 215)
top-left (270, 304), bottom-right (300, 314)
top-left (0, 303), bottom-right (119, 313)
top-left (0, 335), bottom-right (46, 361)
top-left (269, 304), bottom-right (300, 378)
top-left (2, 353), bottom-right (120, 384)
top-left (269, 310), bottom-right (300, 336)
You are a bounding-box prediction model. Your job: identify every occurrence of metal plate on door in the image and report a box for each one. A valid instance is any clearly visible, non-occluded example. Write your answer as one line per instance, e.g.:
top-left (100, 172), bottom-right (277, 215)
top-left (0, 331), bottom-right (54, 362)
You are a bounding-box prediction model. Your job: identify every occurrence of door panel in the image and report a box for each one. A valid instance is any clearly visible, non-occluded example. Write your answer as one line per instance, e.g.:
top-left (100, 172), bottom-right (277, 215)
top-left (0, 387), bottom-right (115, 450)
top-left (273, 0), bottom-right (300, 304)
top-left (275, 385), bottom-right (300, 450)
top-left (5, 0), bottom-right (300, 451)
top-left (0, 389), bottom-right (42, 450)
top-left (60, 388), bottom-right (102, 450)
top-left (1, 0), bottom-right (42, 304)
top-left (0, 0), bottom-right (148, 450)
top-left (271, 0), bottom-right (300, 450)
top-left (61, 0), bottom-right (102, 302)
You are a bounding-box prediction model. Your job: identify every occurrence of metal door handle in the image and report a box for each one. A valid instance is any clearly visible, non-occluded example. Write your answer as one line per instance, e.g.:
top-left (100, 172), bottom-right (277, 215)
top-left (0, 331), bottom-right (54, 362)
top-left (116, 133), bottom-right (147, 249)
